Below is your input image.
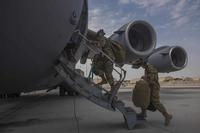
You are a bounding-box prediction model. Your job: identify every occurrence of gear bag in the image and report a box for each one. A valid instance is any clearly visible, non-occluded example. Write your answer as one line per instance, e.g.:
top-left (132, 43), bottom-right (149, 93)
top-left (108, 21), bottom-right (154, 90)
top-left (132, 79), bottom-right (150, 109)
top-left (109, 39), bottom-right (125, 65)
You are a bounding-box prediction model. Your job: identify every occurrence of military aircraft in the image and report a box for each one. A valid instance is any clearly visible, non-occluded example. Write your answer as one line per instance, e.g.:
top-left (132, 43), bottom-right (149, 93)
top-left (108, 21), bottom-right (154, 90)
top-left (0, 0), bottom-right (187, 97)
top-left (0, 0), bottom-right (188, 129)
top-left (0, 0), bottom-right (88, 97)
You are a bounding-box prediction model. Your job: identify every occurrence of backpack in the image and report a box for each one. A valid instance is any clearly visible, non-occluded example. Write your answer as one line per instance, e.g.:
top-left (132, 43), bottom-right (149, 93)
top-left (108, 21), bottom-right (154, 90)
top-left (108, 39), bottom-right (125, 65)
top-left (132, 80), bottom-right (150, 108)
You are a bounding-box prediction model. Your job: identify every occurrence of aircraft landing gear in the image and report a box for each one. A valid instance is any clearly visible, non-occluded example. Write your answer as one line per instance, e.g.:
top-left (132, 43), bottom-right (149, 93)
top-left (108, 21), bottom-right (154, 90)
top-left (59, 82), bottom-right (79, 96)
top-left (59, 87), bottom-right (66, 96)
top-left (0, 93), bottom-right (21, 99)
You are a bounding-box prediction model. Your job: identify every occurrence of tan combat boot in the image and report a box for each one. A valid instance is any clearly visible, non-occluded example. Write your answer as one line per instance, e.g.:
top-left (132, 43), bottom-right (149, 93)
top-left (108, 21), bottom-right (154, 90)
top-left (164, 113), bottom-right (173, 126)
top-left (157, 104), bottom-right (173, 126)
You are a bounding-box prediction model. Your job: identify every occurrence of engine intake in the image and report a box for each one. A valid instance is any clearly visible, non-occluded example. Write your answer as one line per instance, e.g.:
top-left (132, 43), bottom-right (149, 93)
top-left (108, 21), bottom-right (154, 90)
top-left (148, 46), bottom-right (188, 73)
top-left (110, 20), bottom-right (156, 64)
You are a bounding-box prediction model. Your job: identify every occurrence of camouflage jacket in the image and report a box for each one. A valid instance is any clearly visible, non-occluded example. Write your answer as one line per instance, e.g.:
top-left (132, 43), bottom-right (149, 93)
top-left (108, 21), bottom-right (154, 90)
top-left (144, 63), bottom-right (159, 84)
top-left (96, 37), bottom-right (115, 61)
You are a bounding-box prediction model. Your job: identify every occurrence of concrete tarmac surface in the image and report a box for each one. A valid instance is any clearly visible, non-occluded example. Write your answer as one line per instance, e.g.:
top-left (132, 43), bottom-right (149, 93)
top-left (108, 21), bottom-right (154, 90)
top-left (0, 88), bottom-right (200, 133)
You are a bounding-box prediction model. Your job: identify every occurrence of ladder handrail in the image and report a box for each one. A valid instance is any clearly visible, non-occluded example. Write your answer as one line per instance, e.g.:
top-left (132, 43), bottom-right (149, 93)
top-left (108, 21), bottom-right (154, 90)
top-left (74, 30), bottom-right (126, 84)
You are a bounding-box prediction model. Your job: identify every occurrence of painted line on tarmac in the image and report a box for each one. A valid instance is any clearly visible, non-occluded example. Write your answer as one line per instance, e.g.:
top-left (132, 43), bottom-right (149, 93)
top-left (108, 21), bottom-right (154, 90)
top-left (119, 86), bottom-right (200, 92)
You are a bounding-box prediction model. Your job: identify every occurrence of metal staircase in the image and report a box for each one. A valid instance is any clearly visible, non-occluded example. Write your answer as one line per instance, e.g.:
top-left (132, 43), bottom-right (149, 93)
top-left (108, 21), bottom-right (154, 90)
top-left (55, 56), bottom-right (137, 129)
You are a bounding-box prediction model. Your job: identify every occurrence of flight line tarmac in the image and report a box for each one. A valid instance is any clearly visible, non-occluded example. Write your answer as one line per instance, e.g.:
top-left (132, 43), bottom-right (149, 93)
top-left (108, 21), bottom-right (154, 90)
top-left (0, 88), bottom-right (200, 133)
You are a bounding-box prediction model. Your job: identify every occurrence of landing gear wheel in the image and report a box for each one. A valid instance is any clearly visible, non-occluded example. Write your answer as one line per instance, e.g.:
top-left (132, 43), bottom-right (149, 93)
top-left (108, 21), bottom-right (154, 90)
top-left (75, 92), bottom-right (79, 96)
top-left (0, 93), bottom-right (21, 99)
top-left (15, 93), bottom-right (21, 97)
top-left (59, 82), bottom-right (79, 96)
top-left (59, 87), bottom-right (66, 96)
top-left (67, 91), bottom-right (74, 96)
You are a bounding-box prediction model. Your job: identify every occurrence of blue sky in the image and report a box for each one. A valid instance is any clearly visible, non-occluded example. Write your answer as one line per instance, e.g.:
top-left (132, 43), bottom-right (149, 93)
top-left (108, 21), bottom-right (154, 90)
top-left (77, 0), bottom-right (200, 79)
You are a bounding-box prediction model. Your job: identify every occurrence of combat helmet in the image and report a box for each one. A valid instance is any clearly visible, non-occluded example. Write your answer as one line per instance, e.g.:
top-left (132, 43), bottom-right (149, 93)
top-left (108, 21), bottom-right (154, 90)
top-left (97, 29), bottom-right (105, 37)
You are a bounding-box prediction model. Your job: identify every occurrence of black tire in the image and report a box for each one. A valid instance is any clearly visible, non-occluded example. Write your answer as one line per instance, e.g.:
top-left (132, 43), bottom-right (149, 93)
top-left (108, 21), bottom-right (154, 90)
top-left (15, 93), bottom-right (21, 97)
top-left (75, 92), bottom-right (79, 96)
top-left (67, 91), bottom-right (74, 96)
top-left (59, 87), bottom-right (66, 96)
top-left (59, 82), bottom-right (76, 96)
top-left (59, 82), bottom-right (80, 96)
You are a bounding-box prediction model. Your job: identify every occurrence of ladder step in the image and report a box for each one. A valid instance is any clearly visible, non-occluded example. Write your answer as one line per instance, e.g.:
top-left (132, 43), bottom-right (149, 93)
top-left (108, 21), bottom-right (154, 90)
top-left (113, 101), bottom-right (137, 130)
top-left (55, 61), bottom-right (138, 129)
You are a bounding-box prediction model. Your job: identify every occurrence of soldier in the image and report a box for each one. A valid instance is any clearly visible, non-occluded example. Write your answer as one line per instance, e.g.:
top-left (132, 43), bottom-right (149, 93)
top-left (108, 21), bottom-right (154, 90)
top-left (133, 59), bottom-right (173, 126)
top-left (91, 29), bottom-right (115, 88)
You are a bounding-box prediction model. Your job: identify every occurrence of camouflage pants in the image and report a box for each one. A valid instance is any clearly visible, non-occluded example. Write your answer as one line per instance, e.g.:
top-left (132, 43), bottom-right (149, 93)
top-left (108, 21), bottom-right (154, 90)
top-left (149, 82), bottom-right (168, 115)
top-left (92, 57), bottom-right (114, 86)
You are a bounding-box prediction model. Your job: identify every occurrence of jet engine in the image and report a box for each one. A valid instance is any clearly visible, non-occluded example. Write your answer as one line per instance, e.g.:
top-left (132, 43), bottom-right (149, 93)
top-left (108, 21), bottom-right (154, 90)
top-left (148, 46), bottom-right (188, 73)
top-left (109, 20), bottom-right (156, 64)
top-left (86, 20), bottom-right (187, 73)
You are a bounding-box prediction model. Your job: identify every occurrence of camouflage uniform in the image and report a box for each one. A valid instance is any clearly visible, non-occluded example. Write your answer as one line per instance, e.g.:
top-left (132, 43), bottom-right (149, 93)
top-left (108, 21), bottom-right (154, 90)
top-left (92, 37), bottom-right (114, 87)
top-left (144, 64), bottom-right (164, 112)
top-left (143, 63), bottom-right (172, 125)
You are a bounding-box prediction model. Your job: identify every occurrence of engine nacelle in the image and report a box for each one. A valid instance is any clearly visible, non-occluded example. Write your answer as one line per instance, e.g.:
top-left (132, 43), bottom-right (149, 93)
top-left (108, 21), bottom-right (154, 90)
top-left (109, 20), bottom-right (156, 64)
top-left (148, 46), bottom-right (188, 73)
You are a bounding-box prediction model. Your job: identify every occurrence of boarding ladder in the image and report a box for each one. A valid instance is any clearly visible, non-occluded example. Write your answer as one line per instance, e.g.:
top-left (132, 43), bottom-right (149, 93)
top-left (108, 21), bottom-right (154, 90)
top-left (55, 31), bottom-right (137, 129)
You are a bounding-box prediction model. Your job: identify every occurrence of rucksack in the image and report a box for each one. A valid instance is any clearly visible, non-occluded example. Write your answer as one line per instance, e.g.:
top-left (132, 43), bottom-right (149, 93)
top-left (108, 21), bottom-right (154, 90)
top-left (132, 79), bottom-right (150, 108)
top-left (108, 39), bottom-right (125, 65)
